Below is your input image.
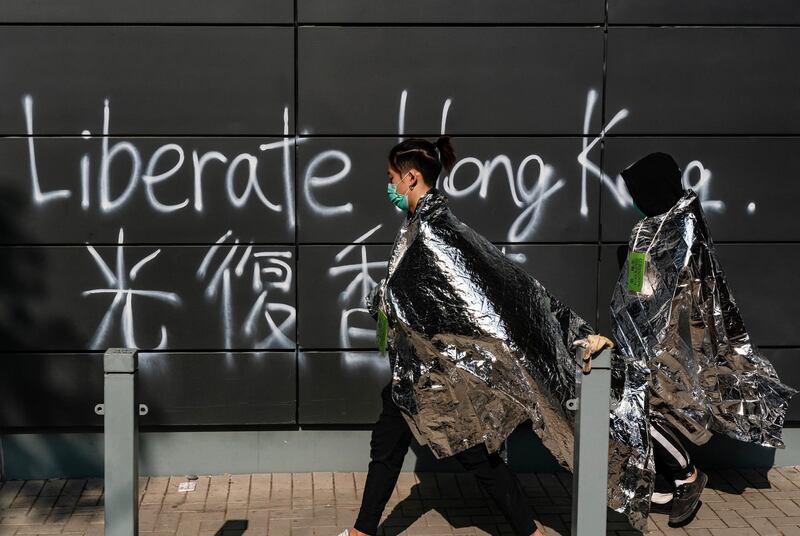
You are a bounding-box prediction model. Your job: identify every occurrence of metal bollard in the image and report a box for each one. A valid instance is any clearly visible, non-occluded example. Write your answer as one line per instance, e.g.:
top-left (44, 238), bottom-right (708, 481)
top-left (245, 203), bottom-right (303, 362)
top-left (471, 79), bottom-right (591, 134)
top-left (569, 348), bottom-right (612, 536)
top-left (96, 348), bottom-right (141, 536)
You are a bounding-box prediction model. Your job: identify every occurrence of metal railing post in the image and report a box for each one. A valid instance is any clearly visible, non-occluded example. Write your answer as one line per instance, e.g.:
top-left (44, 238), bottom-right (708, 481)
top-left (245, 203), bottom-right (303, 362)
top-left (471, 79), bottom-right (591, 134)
top-left (99, 348), bottom-right (140, 536)
top-left (569, 348), bottom-right (612, 536)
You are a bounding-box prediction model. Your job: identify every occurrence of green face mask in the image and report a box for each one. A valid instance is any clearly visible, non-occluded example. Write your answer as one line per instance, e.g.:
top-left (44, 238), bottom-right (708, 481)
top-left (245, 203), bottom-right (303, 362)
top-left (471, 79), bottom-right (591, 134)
top-left (387, 173), bottom-right (410, 211)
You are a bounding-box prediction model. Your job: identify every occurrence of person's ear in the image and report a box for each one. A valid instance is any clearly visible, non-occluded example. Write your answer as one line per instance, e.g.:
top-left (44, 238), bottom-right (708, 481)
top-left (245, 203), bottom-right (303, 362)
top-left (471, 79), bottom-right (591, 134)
top-left (409, 170), bottom-right (419, 190)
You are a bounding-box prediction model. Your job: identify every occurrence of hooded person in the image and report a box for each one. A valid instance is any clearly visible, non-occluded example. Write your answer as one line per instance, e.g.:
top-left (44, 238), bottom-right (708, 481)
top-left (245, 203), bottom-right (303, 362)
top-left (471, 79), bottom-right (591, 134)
top-left (338, 136), bottom-right (656, 536)
top-left (610, 152), bottom-right (797, 525)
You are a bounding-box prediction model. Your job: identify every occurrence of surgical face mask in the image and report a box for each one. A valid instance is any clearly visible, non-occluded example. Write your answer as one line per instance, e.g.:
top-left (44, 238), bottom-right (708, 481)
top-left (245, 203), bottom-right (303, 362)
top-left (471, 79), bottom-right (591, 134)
top-left (387, 172), bottom-right (411, 211)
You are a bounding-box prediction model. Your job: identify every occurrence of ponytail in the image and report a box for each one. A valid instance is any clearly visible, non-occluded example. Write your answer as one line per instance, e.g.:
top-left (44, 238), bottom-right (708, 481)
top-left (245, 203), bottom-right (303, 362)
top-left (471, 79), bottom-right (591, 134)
top-left (433, 136), bottom-right (456, 174)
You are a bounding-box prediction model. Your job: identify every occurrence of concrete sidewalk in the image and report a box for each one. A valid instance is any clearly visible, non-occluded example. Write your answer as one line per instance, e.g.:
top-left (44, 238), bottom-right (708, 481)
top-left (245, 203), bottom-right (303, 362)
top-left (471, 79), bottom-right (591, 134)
top-left (4, 467), bottom-right (800, 536)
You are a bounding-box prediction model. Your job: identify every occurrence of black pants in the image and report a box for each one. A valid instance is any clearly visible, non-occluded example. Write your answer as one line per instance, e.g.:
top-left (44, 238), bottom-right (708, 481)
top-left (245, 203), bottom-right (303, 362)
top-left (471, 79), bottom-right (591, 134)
top-left (354, 383), bottom-right (537, 536)
top-left (650, 420), bottom-right (695, 494)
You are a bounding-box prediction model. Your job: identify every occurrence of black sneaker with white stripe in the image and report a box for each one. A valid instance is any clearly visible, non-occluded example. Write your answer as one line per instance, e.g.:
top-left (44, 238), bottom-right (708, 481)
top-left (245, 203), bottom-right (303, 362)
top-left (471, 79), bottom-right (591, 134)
top-left (669, 470), bottom-right (707, 525)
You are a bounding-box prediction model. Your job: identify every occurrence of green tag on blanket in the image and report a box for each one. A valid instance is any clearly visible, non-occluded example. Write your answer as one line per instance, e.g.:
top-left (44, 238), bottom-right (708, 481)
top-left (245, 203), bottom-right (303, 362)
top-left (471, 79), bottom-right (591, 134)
top-left (377, 309), bottom-right (388, 355)
top-left (627, 251), bottom-right (646, 293)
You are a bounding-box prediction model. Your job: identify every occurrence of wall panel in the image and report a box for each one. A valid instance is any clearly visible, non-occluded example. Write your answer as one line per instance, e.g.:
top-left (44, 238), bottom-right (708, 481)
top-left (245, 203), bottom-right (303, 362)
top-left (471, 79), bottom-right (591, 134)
top-left (0, 27), bottom-right (294, 135)
top-left (0, 352), bottom-right (296, 427)
top-left (606, 28), bottom-right (800, 134)
top-left (298, 27), bottom-right (604, 135)
top-left (0, 0), bottom-right (293, 23)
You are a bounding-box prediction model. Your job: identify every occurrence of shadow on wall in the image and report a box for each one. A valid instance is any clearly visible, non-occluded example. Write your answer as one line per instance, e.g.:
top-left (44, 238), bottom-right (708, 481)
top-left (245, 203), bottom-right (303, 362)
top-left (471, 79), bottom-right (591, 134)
top-left (0, 433), bottom-right (104, 481)
top-left (0, 185), bottom-right (83, 351)
top-left (0, 183), bottom-right (87, 480)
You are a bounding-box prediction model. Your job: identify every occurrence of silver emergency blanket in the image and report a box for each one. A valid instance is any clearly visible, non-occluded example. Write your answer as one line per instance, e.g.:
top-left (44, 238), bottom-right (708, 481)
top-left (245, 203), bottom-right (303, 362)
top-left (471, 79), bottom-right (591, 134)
top-left (610, 190), bottom-right (796, 510)
top-left (367, 187), bottom-right (653, 530)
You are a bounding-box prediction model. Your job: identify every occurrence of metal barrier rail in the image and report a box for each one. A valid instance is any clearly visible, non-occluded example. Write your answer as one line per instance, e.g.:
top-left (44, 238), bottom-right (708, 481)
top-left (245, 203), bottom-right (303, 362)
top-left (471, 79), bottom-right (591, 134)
top-left (569, 347), bottom-right (613, 536)
top-left (95, 348), bottom-right (147, 536)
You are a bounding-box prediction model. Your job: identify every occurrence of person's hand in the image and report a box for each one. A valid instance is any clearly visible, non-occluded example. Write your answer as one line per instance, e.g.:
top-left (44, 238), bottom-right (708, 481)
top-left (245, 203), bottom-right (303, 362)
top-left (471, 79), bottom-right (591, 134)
top-left (365, 278), bottom-right (386, 320)
top-left (572, 334), bottom-right (614, 373)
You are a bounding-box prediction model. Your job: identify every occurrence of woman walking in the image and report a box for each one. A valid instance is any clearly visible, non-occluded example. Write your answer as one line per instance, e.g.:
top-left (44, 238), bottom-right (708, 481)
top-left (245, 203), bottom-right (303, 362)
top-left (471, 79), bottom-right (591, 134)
top-left (339, 136), bottom-right (612, 536)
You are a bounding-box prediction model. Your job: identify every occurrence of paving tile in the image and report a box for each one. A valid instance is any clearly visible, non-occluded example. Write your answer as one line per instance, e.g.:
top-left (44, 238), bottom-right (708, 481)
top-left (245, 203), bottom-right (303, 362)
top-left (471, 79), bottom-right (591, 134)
top-left (42, 507), bottom-right (72, 527)
top-left (229, 474), bottom-right (251, 503)
top-left (353, 473), bottom-right (368, 499)
top-left (434, 475), bottom-right (461, 500)
top-left (0, 483), bottom-right (24, 510)
top-left (761, 469), bottom-right (799, 492)
top-left (517, 474), bottom-right (545, 498)
top-left (82, 479), bottom-right (103, 496)
top-left (154, 512), bottom-right (181, 532)
top-left (737, 508), bottom-right (785, 519)
top-left (14, 524), bottom-right (64, 535)
top-left (0, 510), bottom-right (48, 527)
top-left (9, 495), bottom-right (35, 509)
top-left (8, 468), bottom-right (800, 536)
top-left (79, 523), bottom-right (101, 536)
top-left (537, 474), bottom-right (568, 498)
top-left (60, 481), bottom-right (86, 497)
top-left (207, 475), bottom-right (229, 500)
top-left (555, 472), bottom-right (573, 495)
top-left (769, 499), bottom-right (800, 517)
top-left (764, 515), bottom-right (800, 527)
top-left (182, 477), bottom-right (209, 506)
top-left (775, 467), bottom-right (800, 488)
top-left (745, 516), bottom-right (782, 535)
top-left (312, 473), bottom-right (333, 493)
top-left (685, 518), bottom-right (727, 529)
top-left (62, 513), bottom-right (92, 533)
top-left (415, 473), bottom-right (440, 500)
top-left (250, 473), bottom-right (271, 503)
top-left (38, 481), bottom-right (65, 499)
top-left (293, 474), bottom-right (312, 491)
top-left (18, 482), bottom-right (44, 498)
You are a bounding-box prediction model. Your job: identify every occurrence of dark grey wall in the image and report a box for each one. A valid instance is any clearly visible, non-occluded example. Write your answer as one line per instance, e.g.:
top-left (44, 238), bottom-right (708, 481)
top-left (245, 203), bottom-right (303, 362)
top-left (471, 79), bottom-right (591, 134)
top-left (2, 1), bottom-right (799, 433)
